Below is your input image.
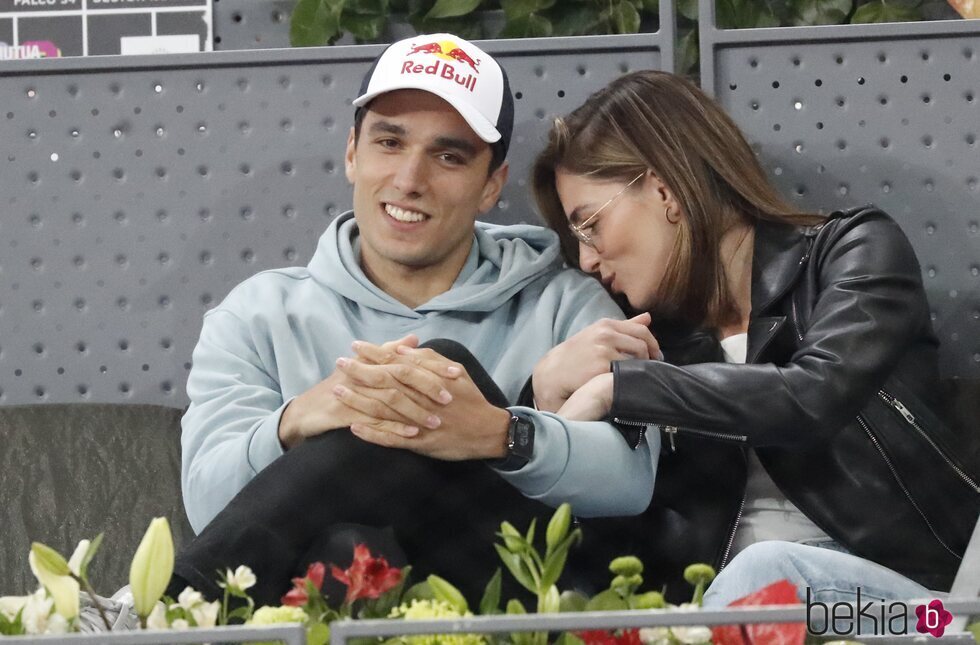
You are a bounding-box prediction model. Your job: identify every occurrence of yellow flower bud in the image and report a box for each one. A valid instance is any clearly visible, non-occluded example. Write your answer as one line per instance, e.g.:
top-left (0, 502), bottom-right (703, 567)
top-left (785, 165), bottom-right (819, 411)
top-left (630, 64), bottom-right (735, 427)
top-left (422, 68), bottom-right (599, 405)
top-left (545, 503), bottom-right (572, 551)
top-left (541, 585), bottom-right (561, 614)
top-left (683, 564), bottom-right (716, 587)
top-left (632, 591), bottom-right (666, 609)
top-left (30, 543), bottom-right (71, 577)
top-left (28, 546), bottom-right (79, 620)
top-left (129, 517), bottom-right (174, 620)
top-left (609, 556), bottom-right (643, 577)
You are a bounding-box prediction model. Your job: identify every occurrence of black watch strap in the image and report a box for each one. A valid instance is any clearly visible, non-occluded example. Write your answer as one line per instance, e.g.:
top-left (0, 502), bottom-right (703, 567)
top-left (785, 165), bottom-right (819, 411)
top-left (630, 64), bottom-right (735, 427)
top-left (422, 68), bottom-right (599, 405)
top-left (491, 413), bottom-right (535, 472)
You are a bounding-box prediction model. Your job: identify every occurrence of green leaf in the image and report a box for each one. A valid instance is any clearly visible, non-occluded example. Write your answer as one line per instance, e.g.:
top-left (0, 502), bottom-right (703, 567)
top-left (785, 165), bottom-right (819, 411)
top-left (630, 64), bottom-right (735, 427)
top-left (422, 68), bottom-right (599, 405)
top-left (851, 0), bottom-right (922, 22)
top-left (558, 590), bottom-right (589, 612)
top-left (291, 0), bottom-right (344, 46)
top-left (402, 581), bottom-right (436, 604)
top-left (494, 544), bottom-right (538, 593)
top-left (555, 632), bottom-right (586, 645)
top-left (585, 589), bottom-right (629, 611)
top-left (639, 0), bottom-right (660, 13)
top-left (676, 0), bottom-right (698, 20)
top-left (506, 598), bottom-right (527, 614)
top-left (80, 532), bottom-right (104, 579)
top-left (228, 605), bottom-right (253, 621)
top-left (539, 547), bottom-right (568, 590)
top-left (610, 0), bottom-right (642, 32)
top-left (342, 12), bottom-right (387, 41)
top-left (419, 15), bottom-right (486, 39)
top-left (790, 0), bottom-right (852, 24)
top-left (427, 574), bottom-right (468, 613)
top-left (676, 26), bottom-right (699, 77)
top-left (31, 542), bottom-right (71, 576)
top-left (546, 4), bottom-right (602, 35)
top-left (524, 518), bottom-right (537, 547)
top-left (308, 623), bottom-right (331, 645)
top-left (345, 0), bottom-right (388, 14)
top-left (500, 13), bottom-right (553, 37)
top-left (500, 0), bottom-right (540, 18)
top-left (426, 0), bottom-right (482, 19)
top-left (479, 569), bottom-right (503, 615)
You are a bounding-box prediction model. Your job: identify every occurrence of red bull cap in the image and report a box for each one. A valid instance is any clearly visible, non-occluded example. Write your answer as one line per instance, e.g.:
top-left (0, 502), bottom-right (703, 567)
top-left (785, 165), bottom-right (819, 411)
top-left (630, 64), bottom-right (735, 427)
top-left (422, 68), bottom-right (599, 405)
top-left (353, 33), bottom-right (513, 158)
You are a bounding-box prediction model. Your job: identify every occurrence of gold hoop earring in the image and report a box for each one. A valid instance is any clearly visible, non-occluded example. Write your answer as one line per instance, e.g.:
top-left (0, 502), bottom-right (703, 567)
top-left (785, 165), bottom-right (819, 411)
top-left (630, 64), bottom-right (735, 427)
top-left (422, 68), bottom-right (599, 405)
top-left (665, 207), bottom-right (680, 224)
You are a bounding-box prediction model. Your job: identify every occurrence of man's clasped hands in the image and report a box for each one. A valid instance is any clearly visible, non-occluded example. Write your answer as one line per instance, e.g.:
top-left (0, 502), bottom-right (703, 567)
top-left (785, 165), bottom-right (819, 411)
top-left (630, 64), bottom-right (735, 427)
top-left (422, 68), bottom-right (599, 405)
top-left (276, 312), bottom-right (661, 462)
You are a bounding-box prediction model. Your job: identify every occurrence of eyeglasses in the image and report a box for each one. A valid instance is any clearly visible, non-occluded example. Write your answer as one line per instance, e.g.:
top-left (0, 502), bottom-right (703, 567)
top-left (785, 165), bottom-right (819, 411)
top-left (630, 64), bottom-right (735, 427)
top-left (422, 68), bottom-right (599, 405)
top-left (568, 171), bottom-right (645, 249)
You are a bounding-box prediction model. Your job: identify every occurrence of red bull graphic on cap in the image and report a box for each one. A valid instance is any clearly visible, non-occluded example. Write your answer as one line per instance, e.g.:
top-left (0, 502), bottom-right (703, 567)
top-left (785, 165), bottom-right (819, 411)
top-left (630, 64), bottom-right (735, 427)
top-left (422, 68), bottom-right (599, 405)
top-left (402, 39), bottom-right (479, 92)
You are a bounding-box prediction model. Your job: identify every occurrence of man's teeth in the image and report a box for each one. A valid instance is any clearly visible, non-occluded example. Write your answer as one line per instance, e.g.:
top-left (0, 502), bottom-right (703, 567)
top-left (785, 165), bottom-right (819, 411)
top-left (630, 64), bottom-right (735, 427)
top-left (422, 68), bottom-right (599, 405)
top-left (385, 204), bottom-right (426, 223)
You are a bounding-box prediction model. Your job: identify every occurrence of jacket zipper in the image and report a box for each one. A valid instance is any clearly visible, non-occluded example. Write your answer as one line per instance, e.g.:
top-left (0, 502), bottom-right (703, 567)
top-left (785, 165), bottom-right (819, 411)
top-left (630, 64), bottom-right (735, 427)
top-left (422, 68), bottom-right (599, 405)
top-left (613, 419), bottom-right (747, 453)
top-left (877, 390), bottom-right (980, 493)
top-left (791, 296), bottom-right (804, 342)
top-left (611, 418), bottom-right (649, 449)
top-left (719, 488), bottom-right (747, 571)
top-left (856, 414), bottom-right (960, 558)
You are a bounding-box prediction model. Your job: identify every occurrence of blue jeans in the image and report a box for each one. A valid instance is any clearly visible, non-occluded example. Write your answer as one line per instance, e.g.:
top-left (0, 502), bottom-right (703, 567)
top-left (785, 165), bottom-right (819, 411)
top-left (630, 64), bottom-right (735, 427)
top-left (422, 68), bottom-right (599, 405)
top-left (701, 541), bottom-right (944, 635)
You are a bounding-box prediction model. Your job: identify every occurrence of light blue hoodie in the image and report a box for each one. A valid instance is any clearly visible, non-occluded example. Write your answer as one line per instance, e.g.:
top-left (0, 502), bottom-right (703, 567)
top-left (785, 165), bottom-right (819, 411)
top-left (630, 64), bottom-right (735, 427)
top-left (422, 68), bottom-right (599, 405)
top-left (181, 213), bottom-right (658, 533)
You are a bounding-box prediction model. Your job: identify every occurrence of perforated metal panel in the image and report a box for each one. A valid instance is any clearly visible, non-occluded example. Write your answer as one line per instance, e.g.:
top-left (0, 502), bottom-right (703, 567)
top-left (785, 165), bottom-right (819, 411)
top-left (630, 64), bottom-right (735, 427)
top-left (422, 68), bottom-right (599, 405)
top-left (700, 3), bottom-right (980, 377)
top-left (212, 0), bottom-right (294, 50)
top-left (0, 32), bottom-right (672, 406)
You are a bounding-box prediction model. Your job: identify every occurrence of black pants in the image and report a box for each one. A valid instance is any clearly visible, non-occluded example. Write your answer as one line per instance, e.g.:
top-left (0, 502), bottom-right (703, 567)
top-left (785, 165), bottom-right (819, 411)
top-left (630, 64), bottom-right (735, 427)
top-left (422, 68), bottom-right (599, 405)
top-left (171, 339), bottom-right (555, 607)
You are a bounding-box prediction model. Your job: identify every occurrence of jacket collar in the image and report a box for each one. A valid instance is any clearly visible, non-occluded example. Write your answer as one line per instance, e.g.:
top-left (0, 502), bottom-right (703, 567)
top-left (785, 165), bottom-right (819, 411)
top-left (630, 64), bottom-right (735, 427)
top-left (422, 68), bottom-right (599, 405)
top-left (750, 218), bottom-right (814, 314)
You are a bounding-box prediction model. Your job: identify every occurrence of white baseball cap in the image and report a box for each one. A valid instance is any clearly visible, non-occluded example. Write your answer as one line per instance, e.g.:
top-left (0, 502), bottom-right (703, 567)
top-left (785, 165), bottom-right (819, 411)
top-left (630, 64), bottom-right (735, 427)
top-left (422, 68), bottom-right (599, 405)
top-left (353, 33), bottom-right (514, 156)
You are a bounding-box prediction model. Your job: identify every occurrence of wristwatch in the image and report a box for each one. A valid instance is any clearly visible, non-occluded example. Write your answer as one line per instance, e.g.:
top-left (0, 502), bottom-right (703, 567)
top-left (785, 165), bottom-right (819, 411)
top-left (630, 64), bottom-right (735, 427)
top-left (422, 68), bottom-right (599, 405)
top-left (494, 412), bottom-right (535, 471)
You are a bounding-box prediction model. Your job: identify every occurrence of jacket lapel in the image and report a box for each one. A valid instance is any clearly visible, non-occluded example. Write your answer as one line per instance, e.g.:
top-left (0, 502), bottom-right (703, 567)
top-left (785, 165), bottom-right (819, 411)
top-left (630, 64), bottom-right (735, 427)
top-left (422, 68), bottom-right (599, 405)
top-left (747, 220), bottom-right (813, 362)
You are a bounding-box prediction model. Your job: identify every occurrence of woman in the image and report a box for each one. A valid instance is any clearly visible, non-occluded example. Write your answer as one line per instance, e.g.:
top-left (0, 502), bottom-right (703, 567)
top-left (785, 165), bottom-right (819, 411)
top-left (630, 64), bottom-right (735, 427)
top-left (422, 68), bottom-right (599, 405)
top-left (529, 70), bottom-right (979, 607)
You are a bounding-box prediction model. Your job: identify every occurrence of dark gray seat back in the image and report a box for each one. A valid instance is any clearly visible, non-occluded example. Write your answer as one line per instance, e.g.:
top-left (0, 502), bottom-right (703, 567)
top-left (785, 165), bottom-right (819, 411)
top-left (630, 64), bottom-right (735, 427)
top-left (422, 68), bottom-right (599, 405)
top-left (0, 404), bottom-right (194, 596)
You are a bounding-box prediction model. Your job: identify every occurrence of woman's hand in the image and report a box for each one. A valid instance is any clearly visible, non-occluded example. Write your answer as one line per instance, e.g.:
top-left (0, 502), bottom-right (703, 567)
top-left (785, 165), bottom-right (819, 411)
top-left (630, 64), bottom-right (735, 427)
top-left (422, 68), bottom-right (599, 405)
top-left (557, 372), bottom-right (614, 421)
top-left (532, 313), bottom-right (661, 412)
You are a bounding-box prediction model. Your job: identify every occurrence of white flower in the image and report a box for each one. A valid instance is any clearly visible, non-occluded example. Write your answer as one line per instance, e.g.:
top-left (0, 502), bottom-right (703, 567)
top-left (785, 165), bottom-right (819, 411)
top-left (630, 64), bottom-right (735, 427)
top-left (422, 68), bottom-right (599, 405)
top-left (171, 586), bottom-right (204, 611)
top-left (191, 600), bottom-right (220, 628)
top-left (0, 595), bottom-right (30, 621)
top-left (67, 540), bottom-right (90, 577)
top-left (147, 603), bottom-right (170, 630)
top-left (670, 626), bottom-right (712, 644)
top-left (20, 589), bottom-right (56, 635)
top-left (171, 618), bottom-right (190, 630)
top-left (220, 565), bottom-right (257, 592)
top-left (639, 627), bottom-right (672, 645)
top-left (44, 613), bottom-right (69, 634)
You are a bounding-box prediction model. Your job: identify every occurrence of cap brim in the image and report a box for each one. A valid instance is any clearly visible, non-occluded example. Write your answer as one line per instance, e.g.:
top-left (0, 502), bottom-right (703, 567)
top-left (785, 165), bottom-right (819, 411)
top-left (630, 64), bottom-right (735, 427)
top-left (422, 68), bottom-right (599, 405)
top-left (354, 83), bottom-right (502, 144)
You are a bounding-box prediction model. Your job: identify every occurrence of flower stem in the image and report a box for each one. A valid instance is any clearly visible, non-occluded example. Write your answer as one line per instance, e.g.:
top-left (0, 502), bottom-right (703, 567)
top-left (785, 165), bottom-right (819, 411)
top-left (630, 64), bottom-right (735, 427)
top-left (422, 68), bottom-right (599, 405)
top-left (74, 574), bottom-right (112, 631)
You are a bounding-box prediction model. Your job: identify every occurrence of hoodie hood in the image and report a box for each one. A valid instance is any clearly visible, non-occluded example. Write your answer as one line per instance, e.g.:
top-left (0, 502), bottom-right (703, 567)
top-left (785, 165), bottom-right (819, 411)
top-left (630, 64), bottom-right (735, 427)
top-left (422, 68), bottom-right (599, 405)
top-left (307, 212), bottom-right (564, 317)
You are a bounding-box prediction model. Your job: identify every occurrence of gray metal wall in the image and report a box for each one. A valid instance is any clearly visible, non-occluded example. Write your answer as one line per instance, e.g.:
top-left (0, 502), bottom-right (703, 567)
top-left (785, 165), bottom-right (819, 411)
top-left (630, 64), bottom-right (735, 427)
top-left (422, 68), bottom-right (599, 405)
top-left (700, 0), bottom-right (980, 378)
top-left (0, 33), bottom-right (672, 407)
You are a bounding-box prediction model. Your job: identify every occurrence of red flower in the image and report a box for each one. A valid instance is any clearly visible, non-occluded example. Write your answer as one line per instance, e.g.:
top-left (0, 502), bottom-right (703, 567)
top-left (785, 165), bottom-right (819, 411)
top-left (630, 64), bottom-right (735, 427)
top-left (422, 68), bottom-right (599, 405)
top-left (282, 561), bottom-right (326, 607)
top-left (710, 579), bottom-right (805, 645)
top-left (331, 544), bottom-right (402, 605)
top-left (577, 629), bottom-right (641, 645)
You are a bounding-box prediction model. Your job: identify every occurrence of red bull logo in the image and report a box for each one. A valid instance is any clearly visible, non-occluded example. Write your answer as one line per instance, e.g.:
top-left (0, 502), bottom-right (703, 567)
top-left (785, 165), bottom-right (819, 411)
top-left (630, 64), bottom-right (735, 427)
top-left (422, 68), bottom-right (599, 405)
top-left (402, 39), bottom-right (480, 92)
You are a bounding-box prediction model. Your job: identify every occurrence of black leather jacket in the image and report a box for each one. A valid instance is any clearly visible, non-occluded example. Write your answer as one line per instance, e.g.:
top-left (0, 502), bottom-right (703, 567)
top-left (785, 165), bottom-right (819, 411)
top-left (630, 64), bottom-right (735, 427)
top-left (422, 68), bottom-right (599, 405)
top-left (607, 206), bottom-right (980, 600)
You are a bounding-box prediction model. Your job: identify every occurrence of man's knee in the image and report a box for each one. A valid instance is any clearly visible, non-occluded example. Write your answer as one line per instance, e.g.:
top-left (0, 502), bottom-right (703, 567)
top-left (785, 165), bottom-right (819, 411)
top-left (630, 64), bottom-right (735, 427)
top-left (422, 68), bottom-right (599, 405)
top-left (419, 338), bottom-right (475, 364)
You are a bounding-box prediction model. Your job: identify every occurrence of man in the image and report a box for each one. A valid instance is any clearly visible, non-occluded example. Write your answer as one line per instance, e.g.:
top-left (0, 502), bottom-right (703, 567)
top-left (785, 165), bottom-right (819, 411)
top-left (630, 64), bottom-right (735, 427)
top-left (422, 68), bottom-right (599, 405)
top-left (174, 34), bottom-right (660, 605)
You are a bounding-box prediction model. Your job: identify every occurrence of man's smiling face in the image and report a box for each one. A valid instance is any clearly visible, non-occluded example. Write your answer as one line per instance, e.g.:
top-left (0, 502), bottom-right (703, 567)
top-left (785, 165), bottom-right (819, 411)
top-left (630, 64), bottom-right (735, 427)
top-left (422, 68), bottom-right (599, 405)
top-left (345, 89), bottom-right (507, 284)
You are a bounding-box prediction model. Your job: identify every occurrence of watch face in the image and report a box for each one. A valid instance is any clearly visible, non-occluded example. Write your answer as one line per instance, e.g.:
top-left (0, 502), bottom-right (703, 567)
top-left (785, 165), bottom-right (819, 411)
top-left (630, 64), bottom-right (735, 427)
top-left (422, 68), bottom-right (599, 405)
top-left (509, 415), bottom-right (534, 461)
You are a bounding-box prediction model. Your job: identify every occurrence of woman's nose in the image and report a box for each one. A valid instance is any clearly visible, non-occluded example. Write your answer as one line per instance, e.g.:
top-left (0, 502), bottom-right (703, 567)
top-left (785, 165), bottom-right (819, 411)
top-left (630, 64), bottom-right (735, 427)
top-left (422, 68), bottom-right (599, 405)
top-left (578, 242), bottom-right (601, 273)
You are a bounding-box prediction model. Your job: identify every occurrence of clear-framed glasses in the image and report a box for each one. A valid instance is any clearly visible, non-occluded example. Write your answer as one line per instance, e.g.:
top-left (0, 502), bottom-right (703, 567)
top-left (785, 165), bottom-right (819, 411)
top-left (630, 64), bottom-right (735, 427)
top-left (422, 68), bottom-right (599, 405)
top-left (568, 171), bottom-right (645, 249)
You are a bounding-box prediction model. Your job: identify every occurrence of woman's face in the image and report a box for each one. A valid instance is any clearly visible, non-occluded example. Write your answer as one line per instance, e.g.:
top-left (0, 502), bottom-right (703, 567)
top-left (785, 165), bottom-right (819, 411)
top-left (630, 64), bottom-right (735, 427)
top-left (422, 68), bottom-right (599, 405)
top-left (554, 169), bottom-right (680, 311)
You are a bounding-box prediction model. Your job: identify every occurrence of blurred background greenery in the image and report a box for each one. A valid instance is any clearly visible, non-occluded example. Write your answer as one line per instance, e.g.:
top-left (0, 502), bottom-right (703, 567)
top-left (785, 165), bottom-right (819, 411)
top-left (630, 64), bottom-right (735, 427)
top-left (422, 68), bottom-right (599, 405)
top-left (290, 0), bottom-right (966, 75)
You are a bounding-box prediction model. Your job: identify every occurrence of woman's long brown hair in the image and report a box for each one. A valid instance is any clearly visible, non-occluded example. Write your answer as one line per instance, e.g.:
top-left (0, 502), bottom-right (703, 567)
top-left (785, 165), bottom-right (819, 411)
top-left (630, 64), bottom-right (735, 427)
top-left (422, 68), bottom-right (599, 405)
top-left (532, 70), bottom-right (823, 329)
